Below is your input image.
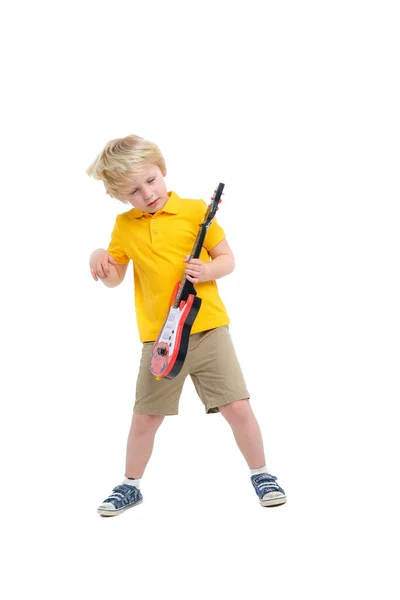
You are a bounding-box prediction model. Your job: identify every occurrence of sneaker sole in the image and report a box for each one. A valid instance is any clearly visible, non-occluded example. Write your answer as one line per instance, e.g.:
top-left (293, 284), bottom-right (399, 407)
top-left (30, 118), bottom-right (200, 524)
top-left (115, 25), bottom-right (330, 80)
top-left (97, 499), bottom-right (143, 517)
top-left (260, 496), bottom-right (287, 507)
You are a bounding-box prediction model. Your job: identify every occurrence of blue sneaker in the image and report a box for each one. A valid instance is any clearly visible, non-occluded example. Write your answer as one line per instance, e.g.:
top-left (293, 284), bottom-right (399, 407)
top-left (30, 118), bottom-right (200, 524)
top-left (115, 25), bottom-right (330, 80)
top-left (97, 484), bottom-right (143, 517)
top-left (251, 473), bottom-right (286, 507)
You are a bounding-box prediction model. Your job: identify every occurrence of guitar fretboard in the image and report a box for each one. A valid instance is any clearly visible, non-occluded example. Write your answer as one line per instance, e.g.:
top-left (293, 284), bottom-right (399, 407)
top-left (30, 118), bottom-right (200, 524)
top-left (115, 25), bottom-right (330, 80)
top-left (172, 184), bottom-right (224, 309)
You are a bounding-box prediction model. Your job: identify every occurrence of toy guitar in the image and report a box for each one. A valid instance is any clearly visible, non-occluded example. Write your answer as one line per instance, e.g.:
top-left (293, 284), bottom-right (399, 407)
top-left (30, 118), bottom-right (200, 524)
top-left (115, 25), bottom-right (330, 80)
top-left (150, 182), bottom-right (225, 379)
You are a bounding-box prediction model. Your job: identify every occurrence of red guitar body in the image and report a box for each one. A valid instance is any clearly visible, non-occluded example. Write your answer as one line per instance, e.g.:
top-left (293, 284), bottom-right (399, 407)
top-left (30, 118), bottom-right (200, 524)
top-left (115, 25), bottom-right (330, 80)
top-left (150, 282), bottom-right (202, 379)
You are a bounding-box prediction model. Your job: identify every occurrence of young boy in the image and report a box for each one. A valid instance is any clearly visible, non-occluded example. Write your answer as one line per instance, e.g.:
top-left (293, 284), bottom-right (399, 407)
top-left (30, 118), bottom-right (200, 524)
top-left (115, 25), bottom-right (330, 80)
top-left (87, 134), bottom-right (286, 516)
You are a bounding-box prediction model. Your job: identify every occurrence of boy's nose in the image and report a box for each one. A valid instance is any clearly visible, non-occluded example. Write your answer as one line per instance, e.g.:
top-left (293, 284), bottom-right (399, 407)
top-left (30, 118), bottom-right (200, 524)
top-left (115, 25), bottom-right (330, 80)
top-left (143, 186), bottom-right (153, 201)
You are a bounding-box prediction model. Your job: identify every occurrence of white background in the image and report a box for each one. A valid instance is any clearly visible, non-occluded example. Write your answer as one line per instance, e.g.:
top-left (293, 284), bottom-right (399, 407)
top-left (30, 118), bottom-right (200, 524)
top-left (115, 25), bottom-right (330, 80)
top-left (1, 1), bottom-right (399, 598)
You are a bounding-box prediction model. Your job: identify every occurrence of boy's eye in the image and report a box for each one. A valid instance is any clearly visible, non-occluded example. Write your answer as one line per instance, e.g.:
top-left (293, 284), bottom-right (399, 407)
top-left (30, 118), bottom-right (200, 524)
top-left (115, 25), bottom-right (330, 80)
top-left (131, 178), bottom-right (154, 194)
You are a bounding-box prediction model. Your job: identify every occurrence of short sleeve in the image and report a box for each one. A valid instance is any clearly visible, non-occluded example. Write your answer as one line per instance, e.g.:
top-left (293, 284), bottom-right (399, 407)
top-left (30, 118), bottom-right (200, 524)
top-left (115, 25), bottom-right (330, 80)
top-left (107, 217), bottom-right (130, 265)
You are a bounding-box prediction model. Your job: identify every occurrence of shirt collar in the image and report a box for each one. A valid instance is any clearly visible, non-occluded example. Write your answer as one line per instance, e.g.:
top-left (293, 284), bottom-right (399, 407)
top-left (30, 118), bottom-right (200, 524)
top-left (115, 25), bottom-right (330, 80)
top-left (129, 191), bottom-right (181, 219)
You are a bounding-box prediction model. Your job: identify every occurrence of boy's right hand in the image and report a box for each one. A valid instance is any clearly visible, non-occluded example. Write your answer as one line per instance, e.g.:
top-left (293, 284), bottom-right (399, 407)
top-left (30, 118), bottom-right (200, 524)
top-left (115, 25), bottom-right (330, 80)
top-left (89, 248), bottom-right (118, 281)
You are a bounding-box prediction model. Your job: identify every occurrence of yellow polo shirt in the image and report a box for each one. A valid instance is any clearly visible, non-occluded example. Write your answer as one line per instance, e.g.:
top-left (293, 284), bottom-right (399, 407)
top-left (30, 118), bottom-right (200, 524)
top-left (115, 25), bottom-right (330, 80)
top-left (107, 191), bottom-right (230, 342)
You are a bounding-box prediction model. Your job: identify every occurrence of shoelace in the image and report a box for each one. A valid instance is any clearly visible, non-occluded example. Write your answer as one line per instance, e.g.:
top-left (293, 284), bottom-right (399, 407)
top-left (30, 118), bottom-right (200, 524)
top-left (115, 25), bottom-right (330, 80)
top-left (253, 474), bottom-right (283, 495)
top-left (105, 485), bottom-right (138, 504)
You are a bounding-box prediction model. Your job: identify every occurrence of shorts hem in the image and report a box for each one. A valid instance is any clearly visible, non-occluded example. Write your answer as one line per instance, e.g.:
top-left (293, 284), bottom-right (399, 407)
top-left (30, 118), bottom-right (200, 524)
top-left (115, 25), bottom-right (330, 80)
top-left (133, 409), bottom-right (179, 416)
top-left (205, 393), bottom-right (250, 414)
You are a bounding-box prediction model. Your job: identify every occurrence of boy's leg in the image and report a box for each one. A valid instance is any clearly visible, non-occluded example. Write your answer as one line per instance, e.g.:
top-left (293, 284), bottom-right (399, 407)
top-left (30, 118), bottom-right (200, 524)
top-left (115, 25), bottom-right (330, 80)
top-left (125, 339), bottom-right (188, 479)
top-left (218, 399), bottom-right (266, 469)
top-left (188, 327), bottom-right (286, 506)
top-left (97, 413), bottom-right (165, 517)
top-left (125, 413), bottom-right (165, 479)
top-left (219, 398), bottom-right (286, 506)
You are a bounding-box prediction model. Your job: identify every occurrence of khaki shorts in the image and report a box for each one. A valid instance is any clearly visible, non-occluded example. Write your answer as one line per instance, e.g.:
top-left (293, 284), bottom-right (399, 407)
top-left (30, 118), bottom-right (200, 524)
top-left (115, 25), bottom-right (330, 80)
top-left (134, 326), bottom-right (250, 415)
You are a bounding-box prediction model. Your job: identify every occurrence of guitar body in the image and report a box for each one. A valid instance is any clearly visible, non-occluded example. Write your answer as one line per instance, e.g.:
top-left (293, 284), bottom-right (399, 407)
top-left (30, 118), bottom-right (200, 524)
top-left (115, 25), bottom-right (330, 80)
top-left (150, 288), bottom-right (202, 379)
top-left (149, 182), bottom-right (224, 379)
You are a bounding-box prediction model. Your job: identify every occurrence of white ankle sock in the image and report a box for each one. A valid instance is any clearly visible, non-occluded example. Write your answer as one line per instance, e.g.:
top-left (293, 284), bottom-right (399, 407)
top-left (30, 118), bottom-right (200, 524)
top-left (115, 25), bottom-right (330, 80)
top-left (123, 477), bottom-right (141, 489)
top-left (250, 466), bottom-right (269, 476)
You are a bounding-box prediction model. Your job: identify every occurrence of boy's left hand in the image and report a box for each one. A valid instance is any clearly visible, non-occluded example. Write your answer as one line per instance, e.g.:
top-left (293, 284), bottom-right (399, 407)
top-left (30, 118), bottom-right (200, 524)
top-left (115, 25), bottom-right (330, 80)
top-left (183, 256), bottom-right (209, 283)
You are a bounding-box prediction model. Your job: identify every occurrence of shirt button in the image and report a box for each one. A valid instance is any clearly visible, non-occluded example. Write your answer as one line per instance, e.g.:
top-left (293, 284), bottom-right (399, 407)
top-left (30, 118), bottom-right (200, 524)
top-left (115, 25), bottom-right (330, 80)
top-left (153, 230), bottom-right (157, 234)
top-left (152, 219), bottom-right (156, 223)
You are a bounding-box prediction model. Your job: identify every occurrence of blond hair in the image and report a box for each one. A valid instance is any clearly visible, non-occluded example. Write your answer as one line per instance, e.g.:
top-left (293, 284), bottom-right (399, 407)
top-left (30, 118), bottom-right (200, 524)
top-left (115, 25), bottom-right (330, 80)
top-left (86, 134), bottom-right (167, 202)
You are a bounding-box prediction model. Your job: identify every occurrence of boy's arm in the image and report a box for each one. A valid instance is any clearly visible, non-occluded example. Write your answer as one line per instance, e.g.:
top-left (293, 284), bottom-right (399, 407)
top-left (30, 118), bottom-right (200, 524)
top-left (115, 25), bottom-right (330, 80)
top-left (101, 261), bottom-right (129, 288)
top-left (207, 238), bottom-right (235, 280)
top-left (183, 238), bottom-right (235, 283)
top-left (90, 248), bottom-right (129, 287)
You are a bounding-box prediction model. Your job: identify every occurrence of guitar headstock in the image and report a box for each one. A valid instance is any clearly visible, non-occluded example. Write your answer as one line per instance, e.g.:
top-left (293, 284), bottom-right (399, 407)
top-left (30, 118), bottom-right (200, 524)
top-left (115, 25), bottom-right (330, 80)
top-left (202, 182), bottom-right (224, 228)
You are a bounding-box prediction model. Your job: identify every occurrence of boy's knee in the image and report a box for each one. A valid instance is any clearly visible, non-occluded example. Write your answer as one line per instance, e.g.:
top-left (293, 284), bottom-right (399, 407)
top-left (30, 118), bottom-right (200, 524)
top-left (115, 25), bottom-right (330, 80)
top-left (132, 413), bottom-right (164, 433)
top-left (219, 399), bottom-right (250, 421)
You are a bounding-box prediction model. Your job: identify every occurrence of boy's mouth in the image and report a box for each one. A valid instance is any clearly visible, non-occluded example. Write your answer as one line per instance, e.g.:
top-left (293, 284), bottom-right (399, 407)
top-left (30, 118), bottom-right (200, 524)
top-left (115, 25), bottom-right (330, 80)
top-left (147, 198), bottom-right (158, 208)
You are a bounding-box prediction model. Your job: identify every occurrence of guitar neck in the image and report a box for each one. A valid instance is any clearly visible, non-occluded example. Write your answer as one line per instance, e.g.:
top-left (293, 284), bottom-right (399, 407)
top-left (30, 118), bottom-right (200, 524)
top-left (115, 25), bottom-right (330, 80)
top-left (190, 226), bottom-right (207, 260)
top-left (172, 182), bottom-right (224, 310)
top-left (172, 225), bottom-right (208, 308)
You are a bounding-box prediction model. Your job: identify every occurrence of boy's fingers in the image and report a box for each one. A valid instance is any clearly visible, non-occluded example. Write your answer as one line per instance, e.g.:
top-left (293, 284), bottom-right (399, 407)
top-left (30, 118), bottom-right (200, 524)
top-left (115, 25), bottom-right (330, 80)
top-left (95, 264), bottom-right (105, 279)
top-left (101, 262), bottom-right (109, 277)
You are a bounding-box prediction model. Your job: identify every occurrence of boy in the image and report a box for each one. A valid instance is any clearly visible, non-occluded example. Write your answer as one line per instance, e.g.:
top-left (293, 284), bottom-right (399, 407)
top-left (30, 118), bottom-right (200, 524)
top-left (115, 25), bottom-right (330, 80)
top-left (87, 134), bottom-right (286, 516)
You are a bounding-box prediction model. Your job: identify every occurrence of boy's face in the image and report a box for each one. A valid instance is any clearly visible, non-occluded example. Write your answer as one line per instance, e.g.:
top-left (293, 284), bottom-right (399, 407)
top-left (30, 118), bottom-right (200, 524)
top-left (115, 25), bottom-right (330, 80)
top-left (122, 164), bottom-right (168, 213)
